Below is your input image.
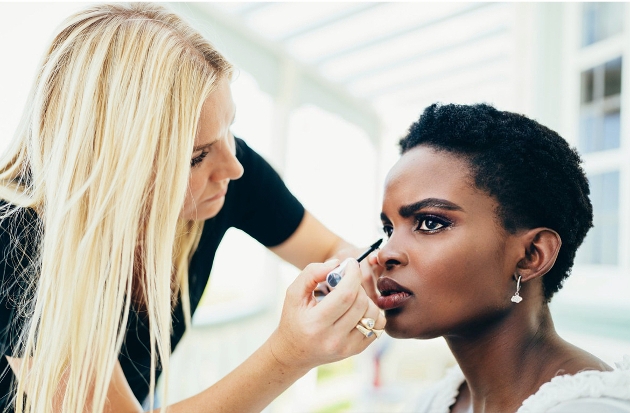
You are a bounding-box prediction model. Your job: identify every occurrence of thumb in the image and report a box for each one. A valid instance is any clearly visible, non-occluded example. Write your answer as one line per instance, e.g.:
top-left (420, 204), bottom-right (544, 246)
top-left (292, 259), bottom-right (340, 296)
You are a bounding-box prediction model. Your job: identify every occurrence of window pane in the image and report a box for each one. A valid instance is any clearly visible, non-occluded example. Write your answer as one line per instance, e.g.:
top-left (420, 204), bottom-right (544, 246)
top-left (581, 69), bottom-right (595, 103)
top-left (579, 58), bottom-right (622, 153)
top-left (576, 171), bottom-right (620, 265)
top-left (582, 3), bottom-right (624, 47)
top-left (604, 57), bottom-right (622, 97)
top-left (579, 111), bottom-right (621, 154)
top-left (579, 113), bottom-right (596, 153)
top-left (602, 110), bottom-right (621, 150)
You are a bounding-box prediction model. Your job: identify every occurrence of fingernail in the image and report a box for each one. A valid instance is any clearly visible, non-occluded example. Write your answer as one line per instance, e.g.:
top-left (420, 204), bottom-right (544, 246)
top-left (341, 257), bottom-right (356, 266)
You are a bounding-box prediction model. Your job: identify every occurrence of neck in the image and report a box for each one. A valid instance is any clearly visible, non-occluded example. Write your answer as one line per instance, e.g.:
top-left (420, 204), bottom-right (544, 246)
top-left (445, 303), bottom-right (568, 413)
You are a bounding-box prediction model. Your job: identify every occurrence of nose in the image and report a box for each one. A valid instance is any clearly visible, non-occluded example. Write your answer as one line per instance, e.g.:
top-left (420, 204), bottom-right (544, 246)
top-left (212, 139), bottom-right (244, 182)
top-left (376, 236), bottom-right (408, 271)
top-left (224, 148), bottom-right (244, 180)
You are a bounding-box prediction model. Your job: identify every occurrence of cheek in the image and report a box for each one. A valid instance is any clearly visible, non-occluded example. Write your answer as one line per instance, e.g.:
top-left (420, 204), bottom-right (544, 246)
top-left (187, 172), bottom-right (206, 197)
top-left (415, 232), bottom-right (506, 301)
top-left (399, 241), bottom-right (508, 337)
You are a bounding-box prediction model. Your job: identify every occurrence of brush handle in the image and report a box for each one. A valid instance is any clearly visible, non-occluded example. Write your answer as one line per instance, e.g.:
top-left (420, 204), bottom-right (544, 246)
top-left (325, 260), bottom-right (348, 288)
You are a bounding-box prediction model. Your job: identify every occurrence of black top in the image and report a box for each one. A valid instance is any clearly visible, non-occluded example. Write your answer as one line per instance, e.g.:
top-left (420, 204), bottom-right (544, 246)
top-left (0, 138), bottom-right (305, 409)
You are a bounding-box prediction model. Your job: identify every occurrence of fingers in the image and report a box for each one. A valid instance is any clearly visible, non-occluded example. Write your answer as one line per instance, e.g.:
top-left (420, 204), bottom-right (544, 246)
top-left (273, 258), bottom-right (386, 369)
top-left (323, 259), bottom-right (386, 339)
top-left (315, 259), bottom-right (363, 320)
top-left (290, 260), bottom-right (340, 298)
top-left (355, 299), bottom-right (386, 339)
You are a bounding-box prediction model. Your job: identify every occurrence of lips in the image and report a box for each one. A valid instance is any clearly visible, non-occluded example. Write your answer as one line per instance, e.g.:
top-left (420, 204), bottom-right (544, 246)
top-left (376, 277), bottom-right (413, 310)
top-left (207, 187), bottom-right (227, 202)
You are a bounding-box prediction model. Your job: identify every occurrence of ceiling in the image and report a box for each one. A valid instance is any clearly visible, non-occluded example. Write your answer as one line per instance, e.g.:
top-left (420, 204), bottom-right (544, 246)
top-left (200, 2), bottom-right (517, 131)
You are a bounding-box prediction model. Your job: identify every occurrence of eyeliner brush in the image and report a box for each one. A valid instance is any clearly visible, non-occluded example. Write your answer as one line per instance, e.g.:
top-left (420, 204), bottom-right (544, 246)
top-left (326, 238), bottom-right (383, 288)
top-left (355, 239), bottom-right (383, 263)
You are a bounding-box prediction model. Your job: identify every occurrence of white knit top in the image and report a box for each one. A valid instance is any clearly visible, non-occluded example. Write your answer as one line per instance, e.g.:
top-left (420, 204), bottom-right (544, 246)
top-left (404, 356), bottom-right (630, 413)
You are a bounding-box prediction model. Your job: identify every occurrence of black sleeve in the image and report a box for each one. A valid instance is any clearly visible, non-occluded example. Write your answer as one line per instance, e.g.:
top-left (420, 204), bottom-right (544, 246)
top-left (224, 138), bottom-right (305, 247)
top-left (0, 205), bottom-right (38, 357)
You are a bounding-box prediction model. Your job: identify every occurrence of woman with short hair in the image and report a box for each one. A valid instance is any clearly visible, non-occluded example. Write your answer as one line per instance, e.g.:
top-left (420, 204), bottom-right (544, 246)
top-left (375, 103), bottom-right (630, 412)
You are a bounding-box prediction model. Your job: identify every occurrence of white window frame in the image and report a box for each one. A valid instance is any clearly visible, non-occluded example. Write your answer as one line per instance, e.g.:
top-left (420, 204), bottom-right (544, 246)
top-left (558, 2), bottom-right (629, 309)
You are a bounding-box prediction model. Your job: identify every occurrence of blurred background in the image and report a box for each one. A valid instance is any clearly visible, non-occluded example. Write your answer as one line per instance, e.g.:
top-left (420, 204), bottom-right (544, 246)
top-left (0, 2), bottom-right (628, 412)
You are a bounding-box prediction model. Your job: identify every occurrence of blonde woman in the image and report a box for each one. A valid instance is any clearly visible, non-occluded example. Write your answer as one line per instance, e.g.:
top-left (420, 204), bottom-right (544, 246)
top-left (0, 3), bottom-right (384, 413)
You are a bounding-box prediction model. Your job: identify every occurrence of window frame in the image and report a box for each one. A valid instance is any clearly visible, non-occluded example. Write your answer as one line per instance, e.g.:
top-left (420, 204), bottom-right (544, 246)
top-left (558, 2), bottom-right (629, 310)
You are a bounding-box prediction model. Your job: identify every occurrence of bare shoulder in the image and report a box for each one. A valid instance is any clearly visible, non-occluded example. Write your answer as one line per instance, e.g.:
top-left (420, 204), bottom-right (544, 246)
top-left (552, 340), bottom-right (613, 375)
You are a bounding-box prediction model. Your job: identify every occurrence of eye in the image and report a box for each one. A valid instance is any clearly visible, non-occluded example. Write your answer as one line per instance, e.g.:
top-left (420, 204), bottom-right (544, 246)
top-left (382, 225), bottom-right (393, 238)
top-left (414, 215), bottom-right (451, 233)
top-left (190, 150), bottom-right (208, 168)
top-left (420, 219), bottom-right (443, 231)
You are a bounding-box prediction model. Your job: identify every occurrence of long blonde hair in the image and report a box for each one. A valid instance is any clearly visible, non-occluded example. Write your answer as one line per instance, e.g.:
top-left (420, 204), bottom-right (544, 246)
top-left (0, 3), bottom-right (232, 412)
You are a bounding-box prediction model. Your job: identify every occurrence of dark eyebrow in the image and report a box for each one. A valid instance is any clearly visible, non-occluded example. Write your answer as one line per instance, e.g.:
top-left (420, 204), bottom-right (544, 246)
top-left (399, 198), bottom-right (464, 218)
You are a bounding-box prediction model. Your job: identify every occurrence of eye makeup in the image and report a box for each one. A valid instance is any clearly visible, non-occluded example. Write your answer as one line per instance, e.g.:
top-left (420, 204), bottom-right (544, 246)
top-left (381, 210), bottom-right (455, 239)
top-left (190, 150), bottom-right (208, 167)
top-left (413, 214), bottom-right (453, 233)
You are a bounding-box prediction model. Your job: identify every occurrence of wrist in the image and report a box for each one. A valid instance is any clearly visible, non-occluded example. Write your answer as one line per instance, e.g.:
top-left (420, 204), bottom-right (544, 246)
top-left (266, 329), bottom-right (314, 375)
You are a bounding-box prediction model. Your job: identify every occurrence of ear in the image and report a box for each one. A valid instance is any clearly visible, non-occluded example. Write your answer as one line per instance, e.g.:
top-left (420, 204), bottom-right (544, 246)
top-left (515, 228), bottom-right (562, 282)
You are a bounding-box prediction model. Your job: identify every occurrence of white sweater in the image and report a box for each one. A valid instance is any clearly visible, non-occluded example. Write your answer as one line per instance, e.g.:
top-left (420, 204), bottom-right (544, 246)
top-left (404, 356), bottom-right (630, 413)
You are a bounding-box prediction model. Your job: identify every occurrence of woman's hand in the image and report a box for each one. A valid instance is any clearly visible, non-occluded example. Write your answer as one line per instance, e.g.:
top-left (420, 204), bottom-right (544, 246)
top-left (269, 259), bottom-right (385, 371)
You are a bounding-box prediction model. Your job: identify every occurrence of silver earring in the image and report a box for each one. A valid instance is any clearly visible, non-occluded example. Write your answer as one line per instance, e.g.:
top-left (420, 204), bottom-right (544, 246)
top-left (511, 274), bottom-right (523, 303)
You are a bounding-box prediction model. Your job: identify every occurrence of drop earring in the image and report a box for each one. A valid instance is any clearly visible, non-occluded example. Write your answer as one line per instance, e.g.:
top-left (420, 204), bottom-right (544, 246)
top-left (511, 274), bottom-right (523, 303)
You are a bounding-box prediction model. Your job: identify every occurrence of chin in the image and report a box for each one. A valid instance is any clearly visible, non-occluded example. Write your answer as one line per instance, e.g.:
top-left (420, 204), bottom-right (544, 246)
top-left (384, 315), bottom-right (439, 340)
top-left (383, 314), bottom-right (413, 339)
top-left (198, 199), bottom-right (225, 220)
top-left (182, 198), bottom-right (225, 220)
top-left (384, 327), bottom-right (408, 339)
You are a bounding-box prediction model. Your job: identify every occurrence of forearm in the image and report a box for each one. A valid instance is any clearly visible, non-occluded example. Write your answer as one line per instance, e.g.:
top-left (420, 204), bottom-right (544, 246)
top-left (158, 333), bottom-right (309, 413)
top-left (323, 237), bottom-right (357, 261)
top-left (159, 261), bottom-right (381, 413)
top-left (270, 211), bottom-right (359, 269)
top-left (8, 263), bottom-right (381, 413)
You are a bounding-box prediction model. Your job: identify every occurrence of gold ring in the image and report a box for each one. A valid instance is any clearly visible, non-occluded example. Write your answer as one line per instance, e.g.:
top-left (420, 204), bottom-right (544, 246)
top-left (371, 328), bottom-right (384, 338)
top-left (355, 324), bottom-right (374, 338)
top-left (360, 317), bottom-right (376, 330)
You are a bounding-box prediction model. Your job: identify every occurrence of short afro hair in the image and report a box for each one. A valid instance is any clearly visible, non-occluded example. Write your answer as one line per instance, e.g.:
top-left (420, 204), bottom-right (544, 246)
top-left (399, 103), bottom-right (593, 301)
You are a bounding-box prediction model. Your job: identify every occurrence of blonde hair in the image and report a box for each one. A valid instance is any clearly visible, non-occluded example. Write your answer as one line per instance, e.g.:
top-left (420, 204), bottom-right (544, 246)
top-left (0, 3), bottom-right (232, 412)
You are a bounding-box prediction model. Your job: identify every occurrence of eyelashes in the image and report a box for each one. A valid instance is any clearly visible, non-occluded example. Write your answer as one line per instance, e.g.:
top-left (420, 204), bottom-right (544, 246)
top-left (190, 150), bottom-right (208, 167)
top-left (190, 136), bottom-right (227, 168)
top-left (381, 214), bottom-right (453, 238)
top-left (414, 215), bottom-right (452, 233)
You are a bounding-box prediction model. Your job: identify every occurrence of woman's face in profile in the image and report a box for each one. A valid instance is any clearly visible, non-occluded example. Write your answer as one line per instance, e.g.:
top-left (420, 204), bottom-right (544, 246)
top-left (181, 79), bottom-right (244, 221)
top-left (376, 146), bottom-right (522, 339)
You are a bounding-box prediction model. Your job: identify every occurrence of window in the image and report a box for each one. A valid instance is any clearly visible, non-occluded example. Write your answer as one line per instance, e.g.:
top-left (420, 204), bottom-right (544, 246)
top-left (581, 2), bottom-right (623, 47)
top-left (576, 171), bottom-right (620, 265)
top-left (579, 57), bottom-right (622, 154)
top-left (549, 3), bottom-right (630, 364)
top-left (573, 3), bottom-right (627, 269)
